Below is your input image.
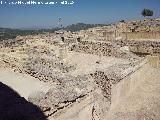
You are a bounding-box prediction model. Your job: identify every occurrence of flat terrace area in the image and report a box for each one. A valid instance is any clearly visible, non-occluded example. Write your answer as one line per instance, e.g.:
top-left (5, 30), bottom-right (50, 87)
top-left (64, 51), bottom-right (131, 76)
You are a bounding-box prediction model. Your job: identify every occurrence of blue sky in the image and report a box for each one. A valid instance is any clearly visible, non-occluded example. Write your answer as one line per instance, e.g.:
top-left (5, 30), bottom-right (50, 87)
top-left (0, 0), bottom-right (160, 28)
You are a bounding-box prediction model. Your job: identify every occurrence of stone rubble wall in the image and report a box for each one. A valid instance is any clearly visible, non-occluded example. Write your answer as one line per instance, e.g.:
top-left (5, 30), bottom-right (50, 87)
top-left (63, 37), bottom-right (78, 43)
top-left (147, 55), bottom-right (160, 68)
top-left (119, 32), bottom-right (160, 40)
top-left (91, 32), bottom-right (160, 41)
top-left (90, 58), bottom-right (148, 102)
top-left (82, 18), bottom-right (160, 41)
top-left (70, 40), bottom-right (140, 60)
top-left (112, 39), bottom-right (160, 55)
top-left (0, 53), bottom-right (76, 84)
top-left (28, 74), bottom-right (94, 117)
top-left (0, 39), bottom-right (26, 48)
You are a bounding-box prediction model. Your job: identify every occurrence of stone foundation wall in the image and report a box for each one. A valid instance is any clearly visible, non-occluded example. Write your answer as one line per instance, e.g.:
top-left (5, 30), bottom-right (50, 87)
top-left (0, 39), bottom-right (25, 48)
top-left (90, 58), bottom-right (147, 102)
top-left (91, 71), bottom-right (112, 101)
top-left (63, 37), bottom-right (78, 43)
top-left (147, 55), bottom-right (160, 68)
top-left (119, 32), bottom-right (160, 40)
top-left (70, 40), bottom-right (137, 59)
top-left (70, 37), bottom-right (160, 58)
top-left (112, 39), bottom-right (160, 55)
top-left (95, 32), bottom-right (160, 41)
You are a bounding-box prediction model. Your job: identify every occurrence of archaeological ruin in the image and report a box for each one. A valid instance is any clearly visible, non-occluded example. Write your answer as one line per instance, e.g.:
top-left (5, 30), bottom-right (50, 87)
top-left (0, 18), bottom-right (160, 120)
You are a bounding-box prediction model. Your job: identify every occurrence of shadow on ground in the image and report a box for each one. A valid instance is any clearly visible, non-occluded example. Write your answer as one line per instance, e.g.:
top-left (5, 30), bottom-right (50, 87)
top-left (0, 82), bottom-right (47, 120)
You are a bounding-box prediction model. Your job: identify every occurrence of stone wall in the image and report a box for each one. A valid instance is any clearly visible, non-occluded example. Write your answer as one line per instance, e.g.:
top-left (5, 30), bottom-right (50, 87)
top-left (0, 39), bottom-right (26, 48)
top-left (70, 40), bottom-right (140, 59)
top-left (98, 32), bottom-right (160, 41)
top-left (90, 58), bottom-right (147, 102)
top-left (112, 39), bottom-right (160, 55)
top-left (120, 32), bottom-right (160, 40)
top-left (147, 55), bottom-right (160, 68)
top-left (63, 37), bottom-right (78, 43)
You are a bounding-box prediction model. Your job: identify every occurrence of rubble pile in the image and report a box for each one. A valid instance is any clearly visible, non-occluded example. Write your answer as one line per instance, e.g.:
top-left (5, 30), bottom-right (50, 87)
top-left (24, 56), bottom-right (76, 83)
top-left (28, 74), bottom-right (94, 117)
top-left (91, 58), bottom-right (147, 101)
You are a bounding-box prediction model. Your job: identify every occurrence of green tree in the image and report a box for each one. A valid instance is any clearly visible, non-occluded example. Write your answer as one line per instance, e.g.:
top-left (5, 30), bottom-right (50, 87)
top-left (141, 8), bottom-right (154, 17)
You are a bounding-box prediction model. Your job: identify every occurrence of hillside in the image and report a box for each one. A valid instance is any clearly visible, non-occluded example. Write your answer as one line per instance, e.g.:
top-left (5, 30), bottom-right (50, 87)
top-left (64, 23), bottom-right (106, 32)
top-left (0, 28), bottom-right (52, 41)
top-left (0, 23), bottom-right (106, 41)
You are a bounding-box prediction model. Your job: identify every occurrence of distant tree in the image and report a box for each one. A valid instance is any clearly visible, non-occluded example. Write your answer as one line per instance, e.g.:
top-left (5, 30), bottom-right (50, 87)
top-left (141, 8), bottom-right (154, 17)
